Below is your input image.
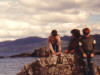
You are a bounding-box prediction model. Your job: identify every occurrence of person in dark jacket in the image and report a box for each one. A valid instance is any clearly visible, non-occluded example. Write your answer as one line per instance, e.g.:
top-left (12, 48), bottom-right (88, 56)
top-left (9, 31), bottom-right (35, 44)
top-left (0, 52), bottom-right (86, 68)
top-left (48, 30), bottom-right (61, 55)
top-left (79, 28), bottom-right (96, 75)
top-left (64, 29), bottom-right (81, 54)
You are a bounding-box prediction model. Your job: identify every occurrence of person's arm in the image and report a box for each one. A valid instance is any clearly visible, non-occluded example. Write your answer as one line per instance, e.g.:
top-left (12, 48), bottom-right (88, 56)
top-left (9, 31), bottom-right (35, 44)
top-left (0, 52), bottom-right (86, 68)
top-left (58, 44), bottom-right (61, 52)
top-left (79, 41), bottom-right (84, 54)
top-left (57, 36), bottom-right (61, 52)
top-left (67, 39), bottom-right (73, 52)
top-left (48, 36), bottom-right (55, 54)
top-left (48, 43), bottom-right (55, 54)
top-left (64, 39), bottom-right (74, 53)
top-left (79, 41), bottom-right (87, 57)
top-left (92, 39), bottom-right (96, 54)
top-left (90, 39), bottom-right (96, 57)
top-left (64, 39), bottom-right (73, 54)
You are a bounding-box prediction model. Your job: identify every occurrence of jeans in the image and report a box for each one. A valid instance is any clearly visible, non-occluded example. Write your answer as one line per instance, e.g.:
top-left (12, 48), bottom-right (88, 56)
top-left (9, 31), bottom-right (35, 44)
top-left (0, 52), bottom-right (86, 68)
top-left (83, 52), bottom-right (95, 75)
top-left (52, 44), bottom-right (59, 53)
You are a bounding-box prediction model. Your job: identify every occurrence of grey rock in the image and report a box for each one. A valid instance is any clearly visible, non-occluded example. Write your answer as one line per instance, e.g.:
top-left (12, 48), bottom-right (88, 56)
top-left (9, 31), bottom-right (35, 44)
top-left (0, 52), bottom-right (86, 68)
top-left (17, 52), bottom-right (100, 75)
top-left (31, 47), bottom-right (51, 57)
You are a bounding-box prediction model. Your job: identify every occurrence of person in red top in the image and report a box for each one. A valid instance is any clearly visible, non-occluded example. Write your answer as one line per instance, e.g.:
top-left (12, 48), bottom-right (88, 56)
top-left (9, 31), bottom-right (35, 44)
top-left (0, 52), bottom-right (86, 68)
top-left (64, 29), bottom-right (81, 54)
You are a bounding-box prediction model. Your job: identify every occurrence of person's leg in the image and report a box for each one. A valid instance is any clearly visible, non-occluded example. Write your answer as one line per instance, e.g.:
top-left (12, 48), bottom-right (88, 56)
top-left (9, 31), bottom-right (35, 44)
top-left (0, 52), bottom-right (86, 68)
top-left (88, 57), bottom-right (95, 75)
top-left (52, 44), bottom-right (56, 52)
top-left (56, 45), bottom-right (59, 53)
top-left (83, 57), bottom-right (89, 75)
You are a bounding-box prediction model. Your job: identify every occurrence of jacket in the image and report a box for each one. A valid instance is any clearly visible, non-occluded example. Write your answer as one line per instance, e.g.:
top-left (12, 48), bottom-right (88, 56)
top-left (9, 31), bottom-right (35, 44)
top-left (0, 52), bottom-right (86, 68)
top-left (79, 35), bottom-right (96, 54)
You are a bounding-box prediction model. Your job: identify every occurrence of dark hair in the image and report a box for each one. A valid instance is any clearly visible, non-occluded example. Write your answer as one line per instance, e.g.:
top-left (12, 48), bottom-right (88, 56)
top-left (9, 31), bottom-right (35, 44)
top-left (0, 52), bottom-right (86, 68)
top-left (51, 30), bottom-right (58, 36)
top-left (71, 29), bottom-right (81, 38)
top-left (83, 28), bottom-right (90, 35)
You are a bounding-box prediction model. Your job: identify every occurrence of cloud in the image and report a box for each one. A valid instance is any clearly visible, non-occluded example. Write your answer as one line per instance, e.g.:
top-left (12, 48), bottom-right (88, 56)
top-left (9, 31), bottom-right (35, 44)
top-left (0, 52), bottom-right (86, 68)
top-left (0, 0), bottom-right (100, 41)
top-left (0, 18), bottom-right (100, 41)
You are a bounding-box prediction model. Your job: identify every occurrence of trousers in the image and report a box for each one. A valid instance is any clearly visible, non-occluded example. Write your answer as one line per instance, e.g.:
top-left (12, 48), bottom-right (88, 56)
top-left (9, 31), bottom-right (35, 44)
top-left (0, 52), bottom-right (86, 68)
top-left (83, 52), bottom-right (95, 75)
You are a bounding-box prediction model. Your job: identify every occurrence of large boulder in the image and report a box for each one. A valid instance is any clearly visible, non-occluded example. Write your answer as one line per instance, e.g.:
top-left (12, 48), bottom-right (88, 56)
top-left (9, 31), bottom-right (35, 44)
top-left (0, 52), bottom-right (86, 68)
top-left (31, 47), bottom-right (51, 57)
top-left (10, 47), bottom-right (51, 58)
top-left (17, 52), bottom-right (100, 75)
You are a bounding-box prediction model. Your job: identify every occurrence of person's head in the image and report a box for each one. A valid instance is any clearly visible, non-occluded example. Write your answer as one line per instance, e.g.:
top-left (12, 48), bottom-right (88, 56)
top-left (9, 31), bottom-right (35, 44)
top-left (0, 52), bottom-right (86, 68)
top-left (71, 29), bottom-right (81, 39)
top-left (83, 28), bottom-right (90, 36)
top-left (51, 30), bottom-right (58, 36)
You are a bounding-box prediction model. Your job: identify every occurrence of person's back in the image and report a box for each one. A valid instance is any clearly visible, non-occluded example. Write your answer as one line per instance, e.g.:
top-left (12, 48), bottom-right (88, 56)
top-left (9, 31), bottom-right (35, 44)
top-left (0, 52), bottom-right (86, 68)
top-left (48, 35), bottom-right (60, 46)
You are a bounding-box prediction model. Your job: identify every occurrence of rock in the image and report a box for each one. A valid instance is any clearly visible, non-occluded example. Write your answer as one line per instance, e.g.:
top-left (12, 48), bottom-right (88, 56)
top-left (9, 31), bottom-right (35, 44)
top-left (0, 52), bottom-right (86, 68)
top-left (31, 47), bottom-right (51, 57)
top-left (0, 56), bottom-right (4, 58)
top-left (17, 52), bottom-right (100, 75)
top-left (97, 66), bottom-right (100, 74)
top-left (10, 47), bottom-right (51, 58)
top-left (10, 52), bottom-right (31, 58)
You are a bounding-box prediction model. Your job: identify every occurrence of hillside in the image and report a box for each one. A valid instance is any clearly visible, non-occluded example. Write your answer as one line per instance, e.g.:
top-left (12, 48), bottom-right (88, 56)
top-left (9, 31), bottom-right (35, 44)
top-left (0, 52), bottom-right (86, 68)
top-left (0, 35), bottom-right (99, 56)
top-left (0, 37), bottom-right (47, 56)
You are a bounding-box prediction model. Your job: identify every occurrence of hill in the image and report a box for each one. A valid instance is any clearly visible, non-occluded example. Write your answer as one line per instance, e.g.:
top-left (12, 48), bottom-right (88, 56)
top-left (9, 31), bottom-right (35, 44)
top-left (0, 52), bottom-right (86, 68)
top-left (0, 37), bottom-right (47, 56)
top-left (0, 35), bottom-right (99, 56)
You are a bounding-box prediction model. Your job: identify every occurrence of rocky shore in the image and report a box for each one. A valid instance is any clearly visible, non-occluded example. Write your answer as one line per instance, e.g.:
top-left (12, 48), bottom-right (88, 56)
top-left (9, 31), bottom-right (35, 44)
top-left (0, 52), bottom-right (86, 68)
top-left (17, 52), bottom-right (100, 75)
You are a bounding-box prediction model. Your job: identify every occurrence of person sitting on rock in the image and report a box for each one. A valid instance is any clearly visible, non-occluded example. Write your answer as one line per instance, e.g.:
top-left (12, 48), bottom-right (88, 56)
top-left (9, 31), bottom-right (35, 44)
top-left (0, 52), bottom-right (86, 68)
top-left (48, 30), bottom-right (61, 55)
top-left (64, 29), bottom-right (81, 54)
top-left (79, 28), bottom-right (96, 75)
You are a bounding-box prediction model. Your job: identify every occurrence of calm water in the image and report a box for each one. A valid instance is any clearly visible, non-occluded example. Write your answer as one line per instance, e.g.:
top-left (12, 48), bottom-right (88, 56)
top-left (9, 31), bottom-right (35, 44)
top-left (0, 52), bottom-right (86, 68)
top-left (0, 55), bottom-right (100, 75)
top-left (0, 57), bottom-right (37, 75)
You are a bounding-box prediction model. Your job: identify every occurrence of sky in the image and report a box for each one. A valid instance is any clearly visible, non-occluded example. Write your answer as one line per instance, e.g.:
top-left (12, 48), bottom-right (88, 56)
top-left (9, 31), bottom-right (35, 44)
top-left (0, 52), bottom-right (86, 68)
top-left (0, 0), bottom-right (100, 41)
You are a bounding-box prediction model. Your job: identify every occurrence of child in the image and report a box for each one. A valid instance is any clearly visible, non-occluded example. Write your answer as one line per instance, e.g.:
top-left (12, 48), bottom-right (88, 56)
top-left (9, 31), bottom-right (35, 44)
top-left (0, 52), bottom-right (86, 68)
top-left (48, 30), bottom-right (61, 55)
top-left (64, 29), bottom-right (81, 54)
top-left (79, 28), bottom-right (96, 75)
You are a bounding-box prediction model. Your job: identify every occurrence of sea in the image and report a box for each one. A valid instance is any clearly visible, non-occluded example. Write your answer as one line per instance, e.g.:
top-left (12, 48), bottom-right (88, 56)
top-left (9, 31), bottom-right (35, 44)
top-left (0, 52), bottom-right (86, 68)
top-left (0, 55), bottom-right (100, 75)
top-left (0, 57), bottom-right (37, 75)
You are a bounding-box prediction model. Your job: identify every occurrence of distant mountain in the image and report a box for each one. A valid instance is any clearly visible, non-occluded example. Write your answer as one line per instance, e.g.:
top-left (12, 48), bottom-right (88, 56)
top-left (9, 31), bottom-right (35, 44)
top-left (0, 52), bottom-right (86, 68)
top-left (0, 37), bottom-right (47, 47)
top-left (61, 36), bottom-right (70, 41)
top-left (0, 37), bottom-right (47, 56)
top-left (0, 35), bottom-right (99, 56)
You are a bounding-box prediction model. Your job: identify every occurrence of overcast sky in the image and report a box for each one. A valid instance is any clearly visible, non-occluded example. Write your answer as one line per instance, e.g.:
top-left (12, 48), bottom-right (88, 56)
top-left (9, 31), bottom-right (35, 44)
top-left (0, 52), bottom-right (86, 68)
top-left (0, 0), bottom-right (100, 41)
